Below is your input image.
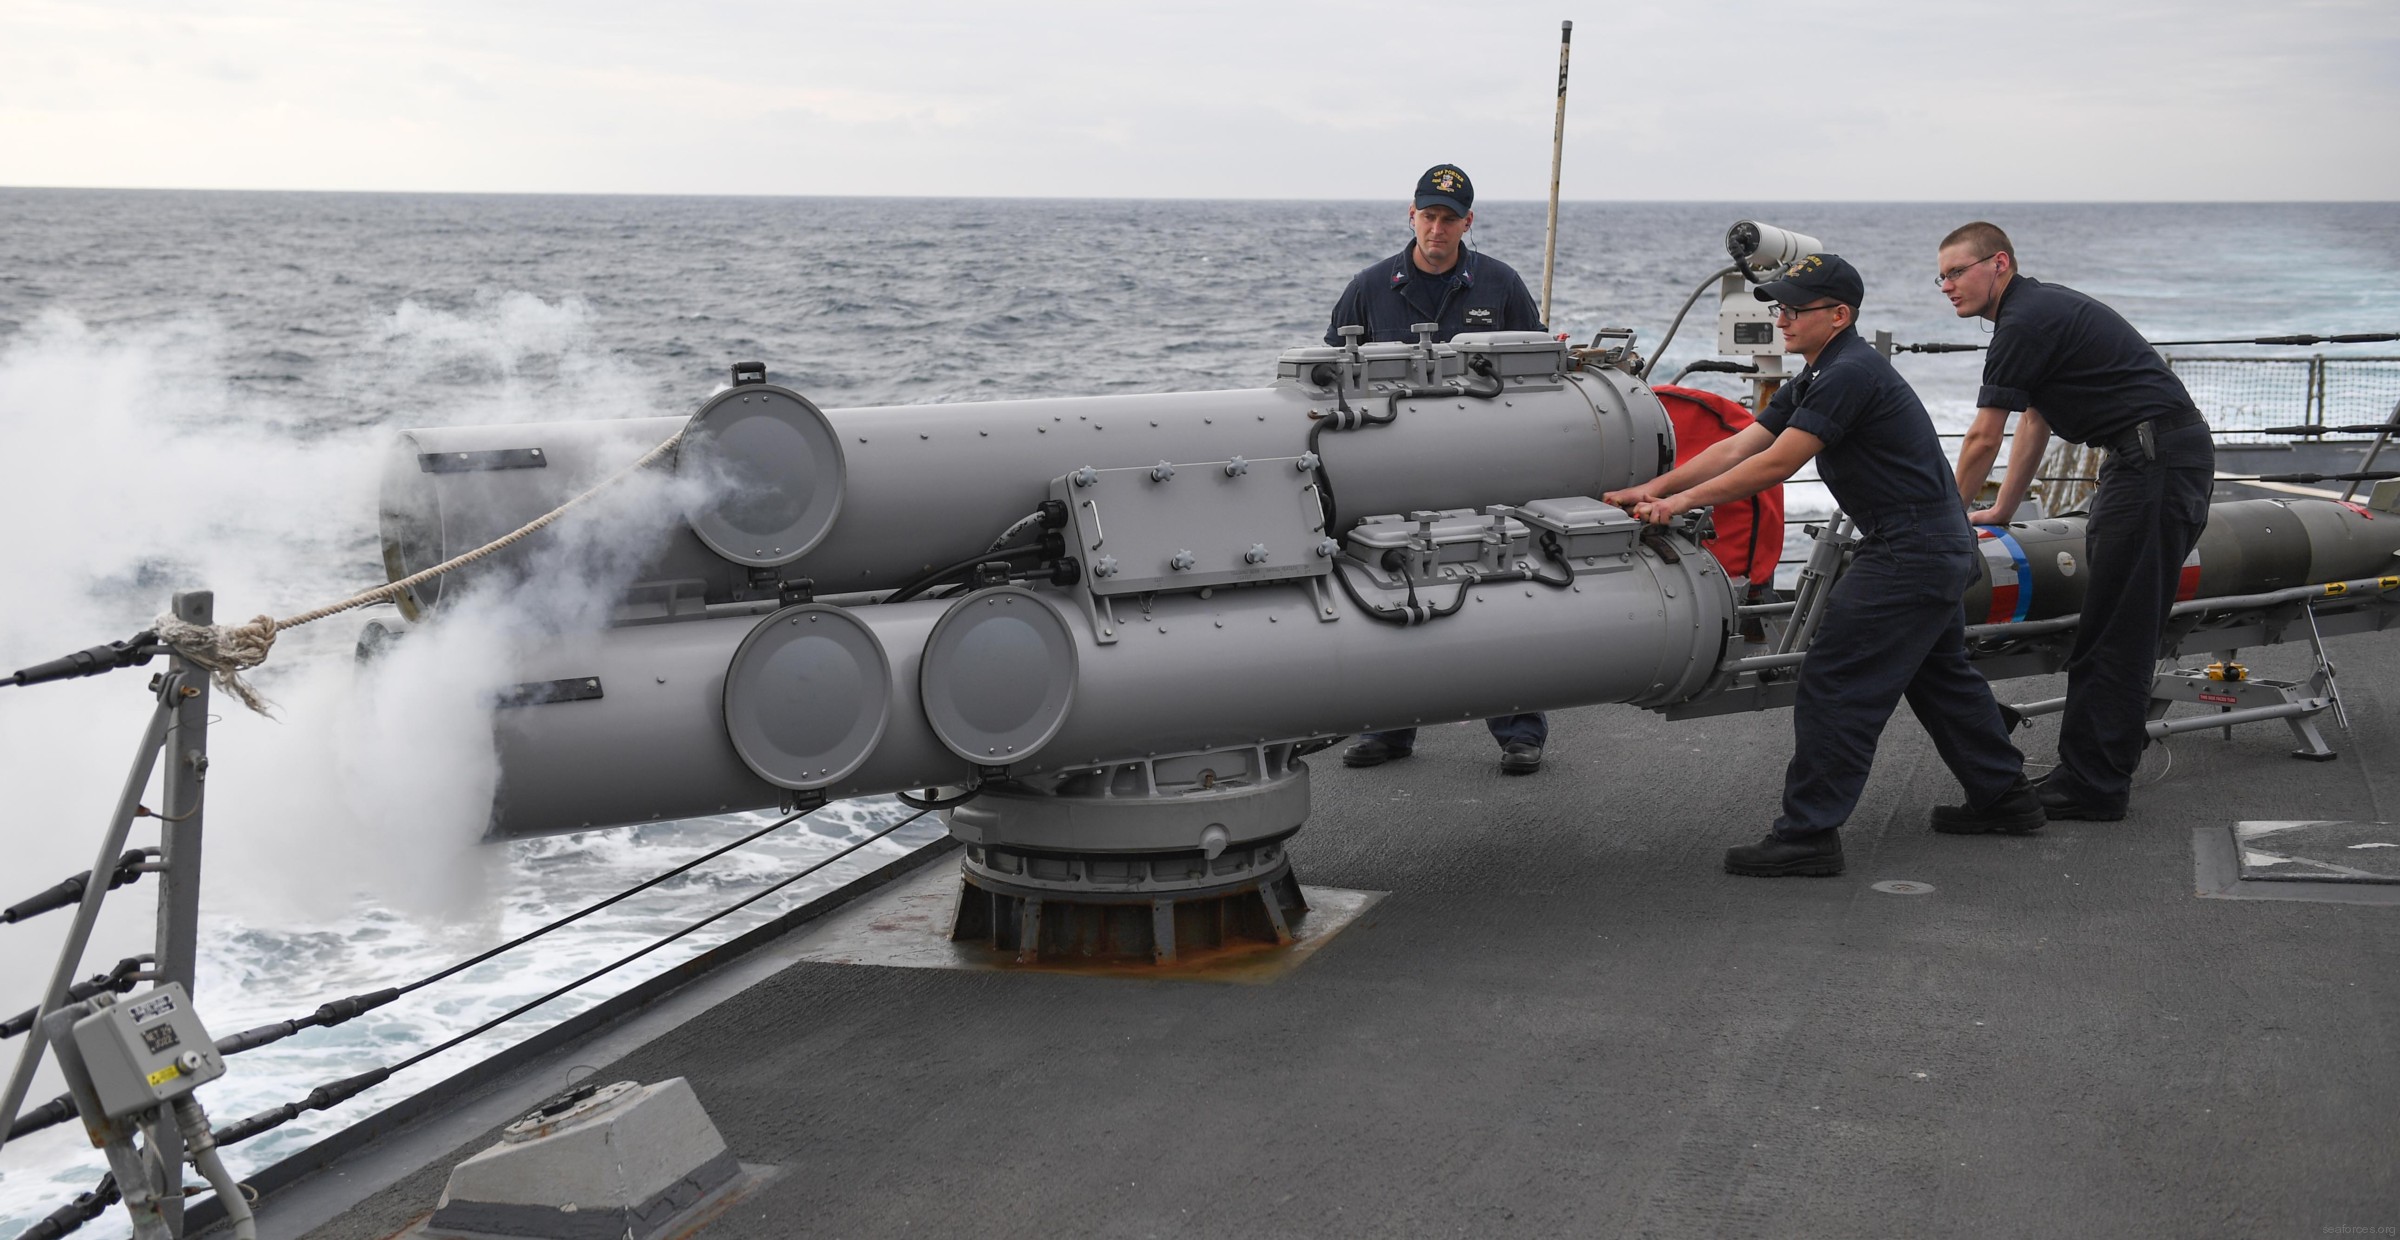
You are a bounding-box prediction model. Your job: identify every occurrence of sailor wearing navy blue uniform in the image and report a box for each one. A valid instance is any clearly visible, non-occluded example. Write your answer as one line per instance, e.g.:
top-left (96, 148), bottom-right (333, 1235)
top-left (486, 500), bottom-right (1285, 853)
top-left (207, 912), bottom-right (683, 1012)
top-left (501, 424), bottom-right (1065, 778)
top-left (1323, 165), bottom-right (1544, 348)
top-left (1942, 221), bottom-right (2215, 821)
top-left (1605, 254), bottom-right (2040, 877)
top-left (1332, 164), bottom-right (1551, 775)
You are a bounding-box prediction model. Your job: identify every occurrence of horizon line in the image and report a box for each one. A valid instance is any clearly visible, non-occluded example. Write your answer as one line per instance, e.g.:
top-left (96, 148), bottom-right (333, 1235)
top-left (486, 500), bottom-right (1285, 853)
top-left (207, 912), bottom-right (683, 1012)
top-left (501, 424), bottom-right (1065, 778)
top-left (2, 184), bottom-right (2393, 207)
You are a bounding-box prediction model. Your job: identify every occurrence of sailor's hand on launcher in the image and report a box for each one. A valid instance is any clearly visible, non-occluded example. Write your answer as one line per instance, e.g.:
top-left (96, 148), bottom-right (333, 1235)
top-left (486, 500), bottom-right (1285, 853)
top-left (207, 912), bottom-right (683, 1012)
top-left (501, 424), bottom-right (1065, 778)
top-left (1602, 483), bottom-right (1661, 511)
top-left (1632, 494), bottom-right (1689, 526)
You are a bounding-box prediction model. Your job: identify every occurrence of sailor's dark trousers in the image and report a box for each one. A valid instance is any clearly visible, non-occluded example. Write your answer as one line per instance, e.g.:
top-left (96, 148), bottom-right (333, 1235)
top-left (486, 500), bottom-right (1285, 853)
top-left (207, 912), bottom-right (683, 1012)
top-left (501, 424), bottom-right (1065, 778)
top-left (2048, 417), bottom-right (2215, 807)
top-left (1775, 506), bottom-right (2026, 838)
top-left (1361, 712), bottom-right (1547, 753)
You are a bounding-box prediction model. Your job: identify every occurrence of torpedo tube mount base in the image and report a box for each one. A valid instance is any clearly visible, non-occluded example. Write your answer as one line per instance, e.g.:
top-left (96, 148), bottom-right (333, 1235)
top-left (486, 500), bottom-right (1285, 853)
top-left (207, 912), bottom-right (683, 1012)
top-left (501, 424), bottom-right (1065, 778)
top-left (943, 749), bottom-right (1314, 965)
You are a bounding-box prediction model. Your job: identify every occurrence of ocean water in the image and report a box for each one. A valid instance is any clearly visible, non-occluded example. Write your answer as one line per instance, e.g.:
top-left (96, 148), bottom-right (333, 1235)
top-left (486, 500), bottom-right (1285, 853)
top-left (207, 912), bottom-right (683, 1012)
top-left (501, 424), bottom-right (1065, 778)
top-left (1, 191), bottom-right (2396, 1234)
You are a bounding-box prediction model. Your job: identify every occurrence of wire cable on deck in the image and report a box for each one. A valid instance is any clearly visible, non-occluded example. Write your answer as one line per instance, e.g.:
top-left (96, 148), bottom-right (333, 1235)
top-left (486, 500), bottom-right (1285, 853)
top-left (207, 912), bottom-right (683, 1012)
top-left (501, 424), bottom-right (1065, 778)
top-left (212, 804), bottom-right (824, 1060)
top-left (6, 795), bottom-right (855, 1143)
top-left (2146, 332), bottom-right (2399, 347)
top-left (2, 635), bottom-right (161, 690)
top-left (13, 1172), bottom-right (117, 1240)
top-left (2219, 470), bottom-right (2400, 485)
top-left (6, 1093), bottom-right (75, 1143)
top-left (1889, 330), bottom-right (2395, 353)
top-left (1, 955), bottom-right (152, 1041)
top-left (3, 852), bottom-right (158, 927)
top-left (1639, 265), bottom-right (1740, 381)
top-left (2255, 423), bottom-right (2400, 437)
top-left (206, 807), bottom-right (933, 1151)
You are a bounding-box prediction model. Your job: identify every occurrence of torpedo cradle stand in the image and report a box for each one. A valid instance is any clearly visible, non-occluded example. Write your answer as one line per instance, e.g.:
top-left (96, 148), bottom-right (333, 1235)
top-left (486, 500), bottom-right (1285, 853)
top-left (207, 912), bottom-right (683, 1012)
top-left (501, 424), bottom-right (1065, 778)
top-left (927, 451), bottom-right (1338, 964)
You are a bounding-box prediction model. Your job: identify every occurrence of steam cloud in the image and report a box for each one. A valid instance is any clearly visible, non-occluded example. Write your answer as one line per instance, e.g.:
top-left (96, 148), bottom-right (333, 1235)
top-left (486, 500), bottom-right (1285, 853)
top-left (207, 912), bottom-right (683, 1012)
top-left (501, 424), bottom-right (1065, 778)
top-left (0, 294), bottom-right (707, 1009)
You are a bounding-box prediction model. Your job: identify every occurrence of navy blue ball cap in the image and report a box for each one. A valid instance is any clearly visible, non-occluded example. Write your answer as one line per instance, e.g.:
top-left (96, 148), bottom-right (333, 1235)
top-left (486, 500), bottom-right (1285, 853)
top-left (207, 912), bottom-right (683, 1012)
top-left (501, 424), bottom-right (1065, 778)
top-left (1753, 252), bottom-right (1866, 310)
top-left (1414, 164), bottom-right (1474, 215)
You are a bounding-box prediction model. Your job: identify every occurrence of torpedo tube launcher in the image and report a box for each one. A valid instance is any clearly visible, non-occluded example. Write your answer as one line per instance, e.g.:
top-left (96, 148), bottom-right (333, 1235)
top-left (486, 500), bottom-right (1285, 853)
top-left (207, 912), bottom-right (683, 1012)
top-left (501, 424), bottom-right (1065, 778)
top-left (377, 330), bottom-right (2400, 958)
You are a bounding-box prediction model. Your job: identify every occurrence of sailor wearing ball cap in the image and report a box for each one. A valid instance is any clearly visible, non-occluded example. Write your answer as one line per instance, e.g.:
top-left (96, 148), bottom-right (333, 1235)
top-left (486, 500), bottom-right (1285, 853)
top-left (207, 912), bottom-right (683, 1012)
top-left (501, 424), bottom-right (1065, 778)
top-left (1323, 164), bottom-right (1546, 350)
top-left (1604, 253), bottom-right (2040, 876)
top-left (1328, 164), bottom-right (1550, 775)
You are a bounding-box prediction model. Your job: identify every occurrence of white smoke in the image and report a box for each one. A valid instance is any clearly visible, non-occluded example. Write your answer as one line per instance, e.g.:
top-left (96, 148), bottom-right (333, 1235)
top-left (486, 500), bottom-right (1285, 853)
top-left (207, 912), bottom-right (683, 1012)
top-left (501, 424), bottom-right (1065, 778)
top-left (0, 295), bottom-right (697, 1003)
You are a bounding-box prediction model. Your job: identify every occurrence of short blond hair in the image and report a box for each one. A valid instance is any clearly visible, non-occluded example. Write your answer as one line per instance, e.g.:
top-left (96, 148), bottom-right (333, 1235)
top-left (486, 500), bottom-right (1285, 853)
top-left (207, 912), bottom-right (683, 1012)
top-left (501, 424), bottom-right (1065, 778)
top-left (1941, 221), bottom-right (2015, 263)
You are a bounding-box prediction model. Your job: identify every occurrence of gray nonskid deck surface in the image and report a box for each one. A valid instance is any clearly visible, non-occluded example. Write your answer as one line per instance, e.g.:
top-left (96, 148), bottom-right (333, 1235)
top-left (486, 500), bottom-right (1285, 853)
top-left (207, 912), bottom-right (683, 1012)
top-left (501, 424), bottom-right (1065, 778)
top-left (301, 638), bottom-right (2398, 1240)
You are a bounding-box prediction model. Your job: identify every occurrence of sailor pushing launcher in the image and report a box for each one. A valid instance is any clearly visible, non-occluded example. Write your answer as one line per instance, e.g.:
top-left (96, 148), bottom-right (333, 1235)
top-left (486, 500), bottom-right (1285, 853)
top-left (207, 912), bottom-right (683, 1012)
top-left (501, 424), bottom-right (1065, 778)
top-left (1605, 254), bottom-right (2041, 876)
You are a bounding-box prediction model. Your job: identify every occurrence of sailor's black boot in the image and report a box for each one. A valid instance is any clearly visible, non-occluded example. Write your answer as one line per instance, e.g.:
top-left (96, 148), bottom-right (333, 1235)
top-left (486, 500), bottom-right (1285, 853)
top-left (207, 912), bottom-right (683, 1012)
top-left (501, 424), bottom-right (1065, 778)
top-left (1723, 828), bottom-right (1844, 877)
top-left (2031, 772), bottom-right (2127, 822)
top-left (1342, 737), bottom-right (1413, 768)
top-left (1497, 742), bottom-right (1544, 774)
top-left (1930, 777), bottom-right (2048, 835)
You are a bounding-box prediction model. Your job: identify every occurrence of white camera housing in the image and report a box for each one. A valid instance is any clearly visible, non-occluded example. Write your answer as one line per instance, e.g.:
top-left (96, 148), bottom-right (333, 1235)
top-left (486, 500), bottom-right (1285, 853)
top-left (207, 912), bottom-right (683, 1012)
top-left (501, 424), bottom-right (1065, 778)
top-left (1725, 220), bottom-right (1824, 276)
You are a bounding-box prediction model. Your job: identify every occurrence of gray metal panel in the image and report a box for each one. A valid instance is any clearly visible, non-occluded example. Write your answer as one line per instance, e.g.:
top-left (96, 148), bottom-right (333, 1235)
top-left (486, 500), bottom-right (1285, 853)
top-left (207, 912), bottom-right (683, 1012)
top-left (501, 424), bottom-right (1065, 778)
top-left (1516, 496), bottom-right (1647, 559)
top-left (1450, 331), bottom-right (1571, 382)
top-left (1274, 342), bottom-right (1462, 387)
top-left (722, 604), bottom-right (891, 790)
top-left (1056, 456), bottom-right (1326, 596)
top-left (680, 385), bottom-right (845, 568)
top-left (918, 587), bottom-right (1079, 764)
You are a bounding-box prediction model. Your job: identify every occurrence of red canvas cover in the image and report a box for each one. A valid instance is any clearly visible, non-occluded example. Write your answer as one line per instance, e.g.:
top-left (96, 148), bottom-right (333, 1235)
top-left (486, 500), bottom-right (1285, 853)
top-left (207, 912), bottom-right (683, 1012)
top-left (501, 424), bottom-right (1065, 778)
top-left (1653, 384), bottom-right (1786, 586)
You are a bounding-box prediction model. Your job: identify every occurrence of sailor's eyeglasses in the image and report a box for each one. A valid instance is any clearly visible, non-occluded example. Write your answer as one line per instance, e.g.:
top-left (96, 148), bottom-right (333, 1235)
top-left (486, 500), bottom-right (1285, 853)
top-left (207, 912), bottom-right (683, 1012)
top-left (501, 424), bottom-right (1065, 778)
top-left (1773, 302), bottom-right (1841, 322)
top-left (1935, 253), bottom-right (2000, 286)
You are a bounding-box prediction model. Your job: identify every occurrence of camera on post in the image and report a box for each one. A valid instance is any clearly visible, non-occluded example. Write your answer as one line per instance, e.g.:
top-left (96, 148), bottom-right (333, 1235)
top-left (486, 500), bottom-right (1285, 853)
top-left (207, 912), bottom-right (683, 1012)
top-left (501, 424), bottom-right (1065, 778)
top-left (1725, 220), bottom-right (1824, 278)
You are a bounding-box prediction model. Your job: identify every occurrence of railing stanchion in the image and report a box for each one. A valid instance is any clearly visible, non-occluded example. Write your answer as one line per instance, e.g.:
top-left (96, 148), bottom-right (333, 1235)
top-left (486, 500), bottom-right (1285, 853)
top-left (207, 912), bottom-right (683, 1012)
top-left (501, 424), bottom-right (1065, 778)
top-left (151, 590), bottom-right (215, 1233)
top-left (2343, 397), bottom-right (2400, 504)
top-left (0, 670), bottom-right (180, 1157)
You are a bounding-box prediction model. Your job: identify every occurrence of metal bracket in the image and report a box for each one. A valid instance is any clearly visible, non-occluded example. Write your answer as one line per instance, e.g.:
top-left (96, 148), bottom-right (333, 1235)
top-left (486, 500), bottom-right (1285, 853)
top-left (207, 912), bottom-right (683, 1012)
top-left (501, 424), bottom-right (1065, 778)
top-left (2005, 659), bottom-right (2341, 761)
top-left (2300, 602), bottom-right (2350, 730)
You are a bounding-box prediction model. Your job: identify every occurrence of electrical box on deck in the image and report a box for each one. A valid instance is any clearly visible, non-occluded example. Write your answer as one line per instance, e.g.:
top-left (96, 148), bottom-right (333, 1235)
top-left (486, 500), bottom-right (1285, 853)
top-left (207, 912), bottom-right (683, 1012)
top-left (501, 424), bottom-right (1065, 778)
top-left (67, 984), bottom-right (224, 1120)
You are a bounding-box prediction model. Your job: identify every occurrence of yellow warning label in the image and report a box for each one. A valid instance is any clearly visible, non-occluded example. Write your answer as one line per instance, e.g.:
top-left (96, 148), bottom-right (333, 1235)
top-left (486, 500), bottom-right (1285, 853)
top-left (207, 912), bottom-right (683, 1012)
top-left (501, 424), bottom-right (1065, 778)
top-left (2325, 582), bottom-right (2349, 596)
top-left (2382, 576), bottom-right (2399, 590)
top-left (146, 1064), bottom-right (181, 1088)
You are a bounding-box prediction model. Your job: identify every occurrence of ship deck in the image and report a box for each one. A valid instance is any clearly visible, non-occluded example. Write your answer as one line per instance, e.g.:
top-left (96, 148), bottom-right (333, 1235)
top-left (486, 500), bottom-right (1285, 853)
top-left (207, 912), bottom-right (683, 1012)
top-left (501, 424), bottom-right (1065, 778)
top-left (258, 635), bottom-right (2398, 1240)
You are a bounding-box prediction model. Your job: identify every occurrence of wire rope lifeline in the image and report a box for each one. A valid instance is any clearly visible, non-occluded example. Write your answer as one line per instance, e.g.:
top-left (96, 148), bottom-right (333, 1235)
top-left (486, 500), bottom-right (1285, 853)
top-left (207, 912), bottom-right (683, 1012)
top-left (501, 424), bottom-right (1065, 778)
top-left (4, 804), bottom-right (828, 1145)
top-left (204, 806), bottom-right (935, 1153)
top-left (148, 428), bottom-right (688, 718)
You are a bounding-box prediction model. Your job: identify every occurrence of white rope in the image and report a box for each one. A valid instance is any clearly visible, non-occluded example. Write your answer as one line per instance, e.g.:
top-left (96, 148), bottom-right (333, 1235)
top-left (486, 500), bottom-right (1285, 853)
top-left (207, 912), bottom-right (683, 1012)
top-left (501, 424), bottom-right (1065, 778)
top-left (154, 429), bottom-right (686, 717)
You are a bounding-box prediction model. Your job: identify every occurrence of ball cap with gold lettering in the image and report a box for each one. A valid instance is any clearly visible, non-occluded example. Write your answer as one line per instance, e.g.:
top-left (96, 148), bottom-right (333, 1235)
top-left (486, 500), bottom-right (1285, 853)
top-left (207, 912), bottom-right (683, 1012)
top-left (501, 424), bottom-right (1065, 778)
top-left (1414, 164), bottom-right (1474, 215)
top-left (1753, 252), bottom-right (1867, 310)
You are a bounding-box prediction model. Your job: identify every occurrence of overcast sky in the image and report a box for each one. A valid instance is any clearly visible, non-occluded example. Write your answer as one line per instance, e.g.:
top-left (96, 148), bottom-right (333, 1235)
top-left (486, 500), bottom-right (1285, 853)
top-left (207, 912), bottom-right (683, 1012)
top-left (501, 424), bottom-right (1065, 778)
top-left (4, 0), bottom-right (2396, 201)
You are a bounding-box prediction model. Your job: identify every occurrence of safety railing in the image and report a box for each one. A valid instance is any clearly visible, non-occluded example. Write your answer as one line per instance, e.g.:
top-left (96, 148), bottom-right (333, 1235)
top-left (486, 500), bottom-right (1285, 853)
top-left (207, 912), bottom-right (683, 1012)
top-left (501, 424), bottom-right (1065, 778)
top-left (0, 594), bottom-right (949, 1238)
top-left (2168, 355), bottom-right (2400, 443)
